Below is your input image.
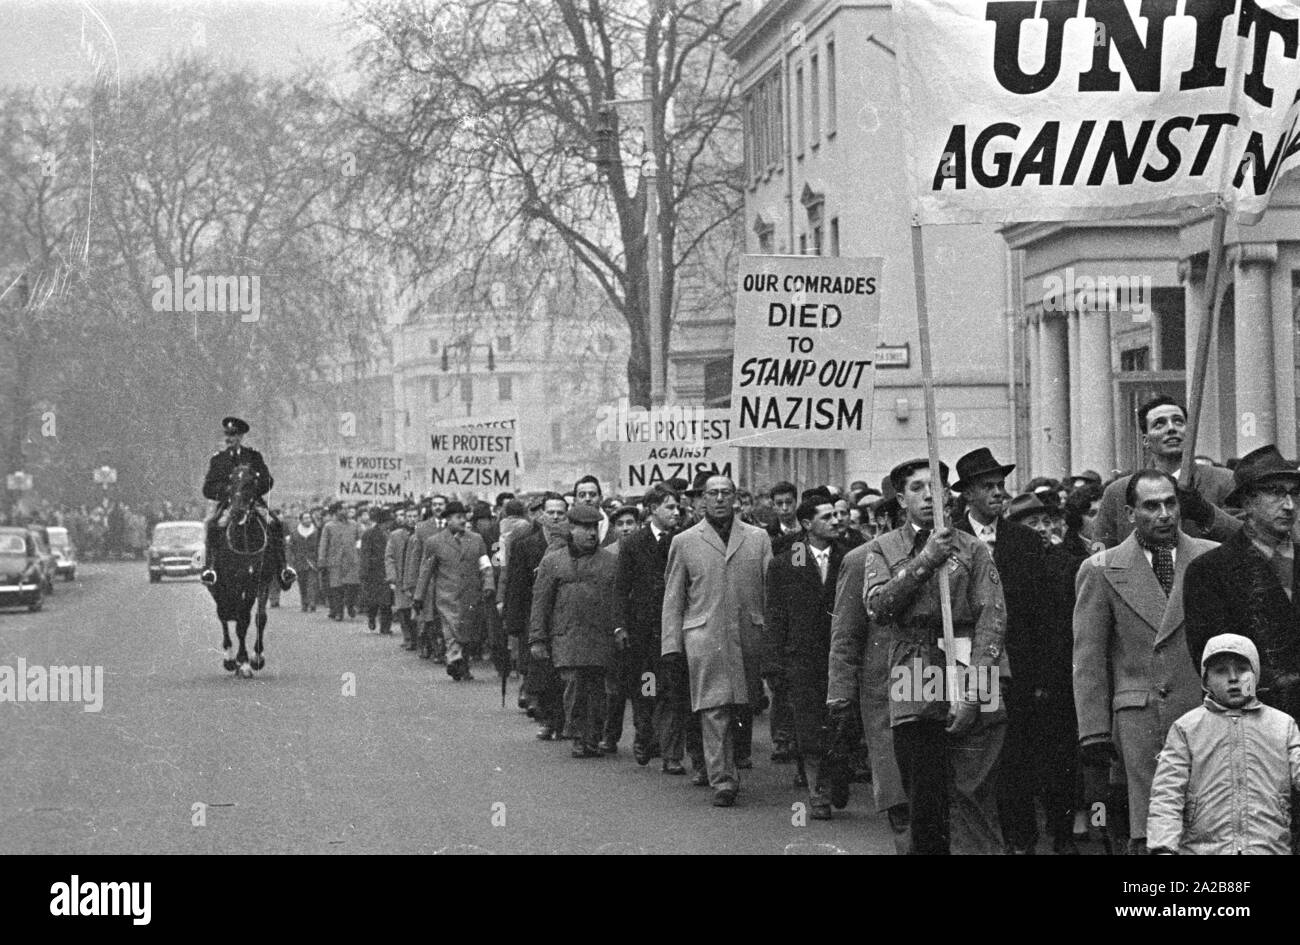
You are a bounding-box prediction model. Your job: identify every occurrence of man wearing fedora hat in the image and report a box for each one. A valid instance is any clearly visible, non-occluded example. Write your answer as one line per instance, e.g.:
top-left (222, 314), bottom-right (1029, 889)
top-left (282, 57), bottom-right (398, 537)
top-left (1185, 444), bottom-right (1300, 722)
top-left (951, 448), bottom-right (1048, 854)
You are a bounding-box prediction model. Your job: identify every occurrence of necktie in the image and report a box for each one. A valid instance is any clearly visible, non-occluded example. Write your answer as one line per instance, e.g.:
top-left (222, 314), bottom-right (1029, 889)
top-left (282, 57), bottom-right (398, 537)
top-left (912, 528), bottom-right (931, 558)
top-left (1151, 545), bottom-right (1174, 596)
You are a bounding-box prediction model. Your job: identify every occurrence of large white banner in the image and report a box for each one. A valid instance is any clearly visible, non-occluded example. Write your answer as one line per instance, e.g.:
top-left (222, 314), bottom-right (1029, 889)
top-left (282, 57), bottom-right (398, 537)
top-left (897, 0), bottom-right (1300, 224)
top-left (729, 256), bottom-right (881, 450)
top-left (428, 414), bottom-right (521, 491)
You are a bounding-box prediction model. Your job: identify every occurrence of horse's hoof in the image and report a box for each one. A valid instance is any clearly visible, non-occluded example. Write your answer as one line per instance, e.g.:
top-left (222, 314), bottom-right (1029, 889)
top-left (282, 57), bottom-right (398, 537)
top-left (250, 655), bottom-right (265, 671)
top-left (223, 659), bottom-right (238, 672)
top-left (237, 663), bottom-right (253, 678)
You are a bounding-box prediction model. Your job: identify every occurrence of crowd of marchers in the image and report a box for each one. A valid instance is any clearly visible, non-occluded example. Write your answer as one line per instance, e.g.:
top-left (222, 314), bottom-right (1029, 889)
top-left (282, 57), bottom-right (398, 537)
top-left (259, 395), bottom-right (1300, 854)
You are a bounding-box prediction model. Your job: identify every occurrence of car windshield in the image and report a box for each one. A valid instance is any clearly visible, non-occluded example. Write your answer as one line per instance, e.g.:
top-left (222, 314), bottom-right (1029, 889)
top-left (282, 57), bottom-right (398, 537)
top-left (47, 529), bottom-right (69, 548)
top-left (0, 535), bottom-right (27, 554)
top-left (153, 524), bottom-right (203, 545)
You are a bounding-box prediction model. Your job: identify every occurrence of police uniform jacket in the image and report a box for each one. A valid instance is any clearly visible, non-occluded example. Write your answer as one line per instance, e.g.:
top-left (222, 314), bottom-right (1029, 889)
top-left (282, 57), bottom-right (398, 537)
top-left (203, 446), bottom-right (272, 502)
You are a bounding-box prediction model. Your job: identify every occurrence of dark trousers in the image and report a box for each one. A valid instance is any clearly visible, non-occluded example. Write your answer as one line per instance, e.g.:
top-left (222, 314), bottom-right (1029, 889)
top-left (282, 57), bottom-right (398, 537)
top-left (892, 716), bottom-right (1006, 855)
top-left (603, 646), bottom-right (657, 749)
top-left (297, 568), bottom-right (319, 610)
top-left (656, 656), bottom-right (704, 769)
top-left (1036, 695), bottom-right (1079, 844)
top-left (562, 667), bottom-right (606, 750)
top-left (367, 603), bottom-right (393, 633)
top-left (327, 584), bottom-right (359, 618)
top-left (769, 676), bottom-right (796, 751)
top-left (395, 607), bottom-right (415, 645)
top-left (528, 656), bottom-right (566, 732)
top-left (996, 681), bottom-right (1038, 850)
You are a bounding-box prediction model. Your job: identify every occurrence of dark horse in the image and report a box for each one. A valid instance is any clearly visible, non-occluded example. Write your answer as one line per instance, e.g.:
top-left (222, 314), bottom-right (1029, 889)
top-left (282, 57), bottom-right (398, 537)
top-left (208, 464), bottom-right (275, 677)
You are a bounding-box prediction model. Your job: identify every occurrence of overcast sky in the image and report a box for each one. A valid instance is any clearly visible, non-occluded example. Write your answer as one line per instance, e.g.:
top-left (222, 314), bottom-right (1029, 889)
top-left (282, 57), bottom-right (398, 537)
top-left (0, 0), bottom-right (358, 90)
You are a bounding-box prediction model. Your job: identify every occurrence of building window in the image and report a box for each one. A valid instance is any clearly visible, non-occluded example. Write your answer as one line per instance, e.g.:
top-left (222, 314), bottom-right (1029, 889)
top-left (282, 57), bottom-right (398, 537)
top-left (826, 40), bottom-right (836, 137)
top-left (795, 65), bottom-right (805, 157)
top-left (429, 377), bottom-right (440, 401)
top-left (551, 421), bottom-right (563, 452)
top-left (460, 376), bottom-right (473, 405)
top-left (405, 410), bottom-right (411, 427)
top-left (498, 376), bottom-right (513, 401)
top-left (496, 335), bottom-right (511, 354)
top-left (810, 53), bottom-right (820, 147)
top-left (812, 224), bottom-right (823, 257)
top-left (428, 337), bottom-right (438, 355)
top-left (1150, 286), bottom-right (1185, 371)
top-left (830, 217), bottom-right (840, 257)
top-left (704, 358), bottom-right (733, 407)
top-left (799, 234), bottom-right (807, 255)
top-left (1120, 347), bottom-right (1150, 372)
top-left (767, 70), bottom-right (783, 169)
top-left (744, 94), bottom-right (755, 181)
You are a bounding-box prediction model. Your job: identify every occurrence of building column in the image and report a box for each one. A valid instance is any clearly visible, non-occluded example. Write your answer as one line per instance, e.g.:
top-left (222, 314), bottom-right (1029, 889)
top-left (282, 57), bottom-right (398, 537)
top-left (1179, 255), bottom-right (1221, 462)
top-left (1029, 313), bottom-right (1042, 475)
top-left (1038, 310), bottom-right (1070, 478)
top-left (1077, 304), bottom-right (1116, 476)
top-left (1230, 243), bottom-right (1278, 456)
top-left (1067, 308), bottom-right (1082, 471)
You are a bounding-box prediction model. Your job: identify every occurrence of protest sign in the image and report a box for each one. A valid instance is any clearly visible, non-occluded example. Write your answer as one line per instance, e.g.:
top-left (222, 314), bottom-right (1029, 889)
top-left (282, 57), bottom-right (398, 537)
top-left (897, 0), bottom-right (1300, 225)
top-left (336, 451), bottom-right (410, 499)
top-left (428, 415), bottom-right (521, 490)
top-left (616, 407), bottom-right (737, 491)
top-left (728, 255), bottom-right (881, 450)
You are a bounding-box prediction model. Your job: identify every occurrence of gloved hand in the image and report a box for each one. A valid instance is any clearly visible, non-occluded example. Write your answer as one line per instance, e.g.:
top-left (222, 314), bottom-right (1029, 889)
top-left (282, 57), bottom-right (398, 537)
top-left (920, 527), bottom-right (958, 568)
top-left (1079, 739), bottom-right (1118, 768)
top-left (1176, 484), bottom-right (1215, 529)
top-left (945, 698), bottom-right (980, 735)
top-left (613, 627), bottom-right (629, 650)
top-left (529, 642), bottom-right (549, 662)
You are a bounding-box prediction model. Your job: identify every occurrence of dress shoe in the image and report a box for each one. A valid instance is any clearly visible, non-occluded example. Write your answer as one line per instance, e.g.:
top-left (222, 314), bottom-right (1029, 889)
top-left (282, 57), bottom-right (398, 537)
top-left (517, 694), bottom-right (529, 710)
top-left (597, 739), bottom-right (618, 755)
top-left (1053, 837), bottom-right (1081, 856)
top-left (571, 744), bottom-right (603, 759)
top-left (810, 800), bottom-right (833, 821)
top-left (446, 660), bottom-right (464, 681)
top-left (689, 769), bottom-right (709, 787)
top-left (662, 760), bottom-right (686, 775)
top-left (461, 666), bottom-right (474, 681)
top-left (535, 726), bottom-right (557, 741)
top-left (712, 788), bottom-right (737, 807)
top-left (633, 744), bottom-right (652, 766)
top-left (200, 568), bottom-right (217, 586)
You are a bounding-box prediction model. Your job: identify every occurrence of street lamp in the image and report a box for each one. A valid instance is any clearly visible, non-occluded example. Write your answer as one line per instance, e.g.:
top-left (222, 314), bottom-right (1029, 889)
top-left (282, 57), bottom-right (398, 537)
top-left (440, 337), bottom-right (496, 416)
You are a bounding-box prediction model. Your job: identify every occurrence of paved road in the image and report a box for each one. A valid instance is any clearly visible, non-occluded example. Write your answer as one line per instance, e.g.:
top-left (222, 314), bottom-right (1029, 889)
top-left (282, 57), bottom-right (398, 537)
top-left (1, 562), bottom-right (897, 854)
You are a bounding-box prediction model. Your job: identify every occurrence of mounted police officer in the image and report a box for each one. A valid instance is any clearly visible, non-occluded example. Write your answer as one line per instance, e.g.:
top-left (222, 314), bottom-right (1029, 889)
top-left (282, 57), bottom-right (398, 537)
top-left (200, 416), bottom-right (294, 590)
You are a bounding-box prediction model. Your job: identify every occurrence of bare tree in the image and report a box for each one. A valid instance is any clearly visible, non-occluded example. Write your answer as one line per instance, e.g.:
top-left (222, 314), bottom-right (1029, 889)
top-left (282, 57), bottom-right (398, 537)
top-left (351, 0), bottom-right (743, 407)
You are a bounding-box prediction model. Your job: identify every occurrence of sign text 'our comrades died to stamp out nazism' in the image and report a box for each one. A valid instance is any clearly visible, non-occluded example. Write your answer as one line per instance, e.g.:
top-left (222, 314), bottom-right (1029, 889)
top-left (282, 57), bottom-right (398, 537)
top-left (729, 256), bottom-right (882, 450)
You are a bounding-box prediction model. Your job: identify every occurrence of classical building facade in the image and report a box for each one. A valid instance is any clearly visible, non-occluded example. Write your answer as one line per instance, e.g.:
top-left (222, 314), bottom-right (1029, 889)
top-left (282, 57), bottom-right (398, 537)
top-left (726, 0), bottom-right (1017, 491)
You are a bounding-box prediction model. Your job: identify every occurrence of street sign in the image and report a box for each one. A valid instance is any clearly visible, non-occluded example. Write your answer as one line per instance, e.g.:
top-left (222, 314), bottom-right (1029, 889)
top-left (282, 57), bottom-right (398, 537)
top-left (5, 471), bottom-right (32, 491)
top-left (93, 466), bottom-right (117, 485)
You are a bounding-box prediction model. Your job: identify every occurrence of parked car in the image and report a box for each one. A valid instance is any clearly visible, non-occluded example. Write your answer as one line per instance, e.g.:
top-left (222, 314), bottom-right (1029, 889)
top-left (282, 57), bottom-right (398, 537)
top-left (46, 526), bottom-right (77, 581)
top-left (148, 521), bottom-right (206, 582)
top-left (0, 527), bottom-right (44, 611)
top-left (25, 525), bottom-right (56, 595)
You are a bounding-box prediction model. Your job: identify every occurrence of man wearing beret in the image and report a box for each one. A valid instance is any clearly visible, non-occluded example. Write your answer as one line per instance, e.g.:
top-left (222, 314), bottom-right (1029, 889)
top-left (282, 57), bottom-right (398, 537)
top-left (200, 416), bottom-right (294, 590)
top-left (828, 458), bottom-right (1007, 854)
top-left (529, 503), bottom-right (620, 757)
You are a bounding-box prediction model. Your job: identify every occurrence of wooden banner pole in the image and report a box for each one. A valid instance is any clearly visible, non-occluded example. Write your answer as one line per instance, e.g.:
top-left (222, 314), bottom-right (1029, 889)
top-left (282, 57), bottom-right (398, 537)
top-left (1179, 205), bottom-right (1228, 487)
top-left (910, 222), bottom-right (958, 702)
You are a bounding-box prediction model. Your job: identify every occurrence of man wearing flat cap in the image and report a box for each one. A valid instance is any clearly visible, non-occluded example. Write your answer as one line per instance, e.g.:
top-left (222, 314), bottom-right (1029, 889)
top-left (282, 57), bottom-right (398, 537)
top-left (1185, 445), bottom-right (1300, 722)
top-left (529, 503), bottom-right (620, 757)
top-left (828, 457), bottom-right (1007, 854)
top-left (201, 416), bottom-right (294, 590)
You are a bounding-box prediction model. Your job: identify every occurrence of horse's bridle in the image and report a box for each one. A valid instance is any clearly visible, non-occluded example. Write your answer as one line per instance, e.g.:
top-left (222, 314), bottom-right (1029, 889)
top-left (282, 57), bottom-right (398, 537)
top-left (226, 464), bottom-right (269, 557)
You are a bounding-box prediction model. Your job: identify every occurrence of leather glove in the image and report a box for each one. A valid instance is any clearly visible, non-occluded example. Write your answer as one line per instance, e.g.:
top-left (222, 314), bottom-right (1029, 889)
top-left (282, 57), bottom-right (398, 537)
top-left (1175, 484), bottom-right (1214, 529)
top-left (1079, 739), bottom-right (1118, 768)
top-left (945, 699), bottom-right (980, 735)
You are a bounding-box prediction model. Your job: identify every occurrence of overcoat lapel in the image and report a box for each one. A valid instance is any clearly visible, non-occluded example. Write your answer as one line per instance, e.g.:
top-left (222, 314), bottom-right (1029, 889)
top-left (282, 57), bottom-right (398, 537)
top-left (1104, 536), bottom-right (1168, 634)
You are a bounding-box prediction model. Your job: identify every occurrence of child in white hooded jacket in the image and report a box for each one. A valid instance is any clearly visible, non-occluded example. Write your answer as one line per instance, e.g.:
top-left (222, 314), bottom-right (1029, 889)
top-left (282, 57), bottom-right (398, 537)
top-left (1148, 633), bottom-right (1300, 855)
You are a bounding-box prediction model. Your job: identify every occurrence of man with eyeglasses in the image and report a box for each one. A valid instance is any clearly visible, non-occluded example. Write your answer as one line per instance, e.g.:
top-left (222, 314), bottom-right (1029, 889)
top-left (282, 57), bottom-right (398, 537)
top-left (1185, 445), bottom-right (1300, 723)
top-left (662, 474), bottom-right (772, 807)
